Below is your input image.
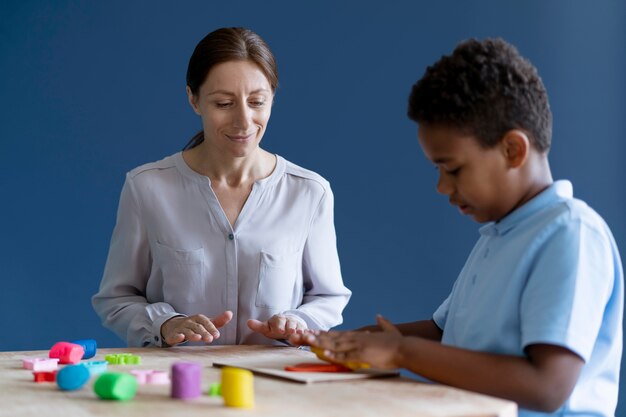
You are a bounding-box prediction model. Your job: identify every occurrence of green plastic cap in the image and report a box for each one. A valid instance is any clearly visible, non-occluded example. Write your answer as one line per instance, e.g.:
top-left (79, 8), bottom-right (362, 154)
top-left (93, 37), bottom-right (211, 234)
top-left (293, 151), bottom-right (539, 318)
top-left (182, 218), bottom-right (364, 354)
top-left (94, 372), bottom-right (138, 401)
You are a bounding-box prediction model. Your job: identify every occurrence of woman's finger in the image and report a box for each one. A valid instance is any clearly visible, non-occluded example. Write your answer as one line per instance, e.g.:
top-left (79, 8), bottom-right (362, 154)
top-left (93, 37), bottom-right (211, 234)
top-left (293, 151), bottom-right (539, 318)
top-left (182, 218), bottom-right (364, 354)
top-left (192, 315), bottom-right (220, 339)
top-left (287, 333), bottom-right (308, 345)
top-left (211, 310), bottom-right (233, 328)
top-left (291, 332), bottom-right (316, 346)
top-left (247, 319), bottom-right (271, 336)
top-left (268, 315), bottom-right (287, 334)
top-left (164, 332), bottom-right (185, 346)
top-left (180, 327), bottom-right (202, 342)
top-left (183, 320), bottom-right (214, 341)
top-left (285, 318), bottom-right (298, 334)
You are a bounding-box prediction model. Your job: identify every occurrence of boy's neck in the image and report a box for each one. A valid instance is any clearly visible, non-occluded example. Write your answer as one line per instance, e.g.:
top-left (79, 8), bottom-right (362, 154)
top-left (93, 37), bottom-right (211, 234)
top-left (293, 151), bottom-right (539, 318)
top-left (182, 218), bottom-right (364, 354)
top-left (501, 154), bottom-right (553, 221)
top-left (524, 155), bottom-right (553, 201)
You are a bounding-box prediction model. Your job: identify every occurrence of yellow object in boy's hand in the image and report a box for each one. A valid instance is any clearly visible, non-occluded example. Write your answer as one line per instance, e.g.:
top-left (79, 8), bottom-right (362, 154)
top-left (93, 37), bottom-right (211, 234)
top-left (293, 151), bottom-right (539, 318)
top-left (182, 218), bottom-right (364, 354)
top-left (310, 346), bottom-right (370, 370)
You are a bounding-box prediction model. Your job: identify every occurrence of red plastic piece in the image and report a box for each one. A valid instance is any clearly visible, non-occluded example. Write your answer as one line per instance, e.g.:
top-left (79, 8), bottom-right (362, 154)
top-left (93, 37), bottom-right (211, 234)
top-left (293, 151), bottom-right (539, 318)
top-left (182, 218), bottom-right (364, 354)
top-left (33, 370), bottom-right (57, 382)
top-left (284, 362), bottom-right (352, 373)
top-left (49, 342), bottom-right (85, 364)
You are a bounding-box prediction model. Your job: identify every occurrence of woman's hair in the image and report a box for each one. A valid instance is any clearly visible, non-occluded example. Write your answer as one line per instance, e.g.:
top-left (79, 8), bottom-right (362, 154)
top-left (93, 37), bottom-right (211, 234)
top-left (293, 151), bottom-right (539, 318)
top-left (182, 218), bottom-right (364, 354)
top-left (184, 27), bottom-right (279, 150)
top-left (408, 38), bottom-right (552, 153)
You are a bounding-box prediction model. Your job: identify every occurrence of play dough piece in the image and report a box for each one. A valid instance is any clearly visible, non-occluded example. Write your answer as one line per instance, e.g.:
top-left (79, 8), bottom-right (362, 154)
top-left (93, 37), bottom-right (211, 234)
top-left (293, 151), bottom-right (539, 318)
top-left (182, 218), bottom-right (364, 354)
top-left (94, 373), bottom-right (138, 401)
top-left (56, 364), bottom-right (90, 391)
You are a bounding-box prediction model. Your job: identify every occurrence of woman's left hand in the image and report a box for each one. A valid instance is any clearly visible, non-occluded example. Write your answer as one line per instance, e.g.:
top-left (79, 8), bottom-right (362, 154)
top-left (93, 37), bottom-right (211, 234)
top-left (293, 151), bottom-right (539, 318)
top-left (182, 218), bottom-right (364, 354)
top-left (247, 314), bottom-right (308, 339)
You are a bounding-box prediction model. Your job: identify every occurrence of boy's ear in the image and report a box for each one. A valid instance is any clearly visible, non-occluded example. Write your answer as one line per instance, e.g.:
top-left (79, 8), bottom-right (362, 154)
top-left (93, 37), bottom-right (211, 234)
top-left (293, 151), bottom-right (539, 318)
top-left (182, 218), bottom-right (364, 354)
top-left (501, 130), bottom-right (529, 168)
top-left (186, 86), bottom-right (201, 115)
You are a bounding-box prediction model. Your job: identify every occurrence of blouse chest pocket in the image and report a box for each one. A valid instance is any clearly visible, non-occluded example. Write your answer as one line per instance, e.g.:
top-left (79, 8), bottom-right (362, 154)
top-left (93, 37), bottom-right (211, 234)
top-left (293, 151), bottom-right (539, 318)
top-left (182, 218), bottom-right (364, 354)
top-left (155, 241), bottom-right (205, 304)
top-left (256, 250), bottom-right (301, 310)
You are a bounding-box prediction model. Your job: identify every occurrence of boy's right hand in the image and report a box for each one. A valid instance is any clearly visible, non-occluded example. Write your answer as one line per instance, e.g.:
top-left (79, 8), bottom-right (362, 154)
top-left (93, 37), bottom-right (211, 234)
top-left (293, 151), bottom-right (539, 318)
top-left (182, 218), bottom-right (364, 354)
top-left (289, 315), bottom-right (396, 346)
top-left (355, 324), bottom-right (381, 332)
top-left (305, 315), bottom-right (404, 369)
top-left (160, 310), bottom-right (233, 346)
top-left (294, 315), bottom-right (403, 369)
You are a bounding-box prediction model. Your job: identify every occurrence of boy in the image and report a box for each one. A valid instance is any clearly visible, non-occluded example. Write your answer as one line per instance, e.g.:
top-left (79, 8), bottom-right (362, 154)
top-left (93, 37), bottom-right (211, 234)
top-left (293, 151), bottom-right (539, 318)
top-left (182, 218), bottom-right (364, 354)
top-left (291, 38), bottom-right (623, 417)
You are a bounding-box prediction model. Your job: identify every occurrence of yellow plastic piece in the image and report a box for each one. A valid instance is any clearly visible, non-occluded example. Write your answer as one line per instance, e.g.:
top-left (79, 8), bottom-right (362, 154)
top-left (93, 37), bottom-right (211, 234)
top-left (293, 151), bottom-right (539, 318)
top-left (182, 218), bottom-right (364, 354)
top-left (221, 367), bottom-right (254, 409)
top-left (310, 346), bottom-right (370, 370)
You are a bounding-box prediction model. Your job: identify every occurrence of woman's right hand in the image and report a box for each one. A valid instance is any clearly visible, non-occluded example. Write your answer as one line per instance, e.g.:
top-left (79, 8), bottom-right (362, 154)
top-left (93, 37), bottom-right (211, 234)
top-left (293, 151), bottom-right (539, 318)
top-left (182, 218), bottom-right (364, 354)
top-left (160, 311), bottom-right (233, 346)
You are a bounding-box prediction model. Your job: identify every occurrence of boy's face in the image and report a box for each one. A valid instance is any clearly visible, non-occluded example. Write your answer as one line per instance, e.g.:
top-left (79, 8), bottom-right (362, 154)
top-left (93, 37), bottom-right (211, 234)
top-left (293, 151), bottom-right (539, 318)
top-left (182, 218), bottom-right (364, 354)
top-left (418, 124), bottom-right (517, 223)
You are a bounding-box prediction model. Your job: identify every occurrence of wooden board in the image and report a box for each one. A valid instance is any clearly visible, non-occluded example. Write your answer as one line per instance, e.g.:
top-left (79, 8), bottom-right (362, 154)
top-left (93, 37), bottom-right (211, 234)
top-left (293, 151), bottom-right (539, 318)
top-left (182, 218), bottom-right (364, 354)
top-left (213, 351), bottom-right (399, 383)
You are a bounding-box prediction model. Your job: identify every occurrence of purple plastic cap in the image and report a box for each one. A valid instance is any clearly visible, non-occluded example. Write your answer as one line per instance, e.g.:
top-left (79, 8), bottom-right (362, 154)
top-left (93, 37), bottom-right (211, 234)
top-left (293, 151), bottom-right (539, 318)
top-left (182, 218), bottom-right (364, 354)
top-left (171, 362), bottom-right (202, 399)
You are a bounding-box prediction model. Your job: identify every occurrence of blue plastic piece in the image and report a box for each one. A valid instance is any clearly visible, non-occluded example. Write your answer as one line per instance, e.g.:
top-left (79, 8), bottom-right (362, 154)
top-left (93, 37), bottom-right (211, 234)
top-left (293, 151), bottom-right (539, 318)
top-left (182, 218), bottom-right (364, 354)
top-left (84, 360), bottom-right (108, 375)
top-left (72, 339), bottom-right (97, 359)
top-left (57, 364), bottom-right (91, 391)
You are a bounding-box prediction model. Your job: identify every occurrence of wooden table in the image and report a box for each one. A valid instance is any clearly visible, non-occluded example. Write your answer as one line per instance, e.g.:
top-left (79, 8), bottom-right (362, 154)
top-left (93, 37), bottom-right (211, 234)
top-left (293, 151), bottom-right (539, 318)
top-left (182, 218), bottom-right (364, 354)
top-left (0, 345), bottom-right (517, 417)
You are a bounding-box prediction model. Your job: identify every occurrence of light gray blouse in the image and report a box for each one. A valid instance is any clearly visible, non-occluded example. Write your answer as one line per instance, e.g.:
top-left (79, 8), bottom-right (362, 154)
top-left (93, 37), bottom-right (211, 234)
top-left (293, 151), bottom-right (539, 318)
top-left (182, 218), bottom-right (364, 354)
top-left (92, 152), bottom-right (351, 347)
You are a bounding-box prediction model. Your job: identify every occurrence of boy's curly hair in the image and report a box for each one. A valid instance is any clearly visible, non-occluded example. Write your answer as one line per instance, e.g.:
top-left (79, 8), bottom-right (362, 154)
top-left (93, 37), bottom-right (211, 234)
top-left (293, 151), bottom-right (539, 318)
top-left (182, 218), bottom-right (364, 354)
top-left (408, 38), bottom-right (552, 152)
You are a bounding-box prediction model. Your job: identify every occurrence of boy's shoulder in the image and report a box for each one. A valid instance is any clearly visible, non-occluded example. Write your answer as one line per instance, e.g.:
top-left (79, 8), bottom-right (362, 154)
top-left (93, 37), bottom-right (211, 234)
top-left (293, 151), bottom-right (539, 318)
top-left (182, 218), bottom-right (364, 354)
top-left (492, 181), bottom-right (615, 246)
top-left (553, 194), bottom-right (610, 235)
top-left (514, 184), bottom-right (617, 255)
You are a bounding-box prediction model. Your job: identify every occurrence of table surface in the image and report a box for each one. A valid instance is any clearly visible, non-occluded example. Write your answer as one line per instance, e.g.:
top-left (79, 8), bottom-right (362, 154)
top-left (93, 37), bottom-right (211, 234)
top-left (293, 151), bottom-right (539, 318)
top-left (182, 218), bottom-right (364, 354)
top-left (0, 345), bottom-right (517, 417)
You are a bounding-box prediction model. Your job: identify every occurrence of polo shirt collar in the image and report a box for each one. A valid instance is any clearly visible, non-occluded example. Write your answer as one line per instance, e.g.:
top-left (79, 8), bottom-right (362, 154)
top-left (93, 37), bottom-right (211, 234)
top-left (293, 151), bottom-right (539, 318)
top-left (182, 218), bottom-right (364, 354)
top-left (479, 180), bottom-right (573, 237)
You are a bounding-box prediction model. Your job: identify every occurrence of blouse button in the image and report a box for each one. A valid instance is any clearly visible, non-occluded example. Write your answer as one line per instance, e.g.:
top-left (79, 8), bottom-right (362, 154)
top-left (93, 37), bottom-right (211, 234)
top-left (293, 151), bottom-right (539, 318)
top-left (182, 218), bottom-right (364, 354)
top-left (228, 233), bottom-right (234, 240)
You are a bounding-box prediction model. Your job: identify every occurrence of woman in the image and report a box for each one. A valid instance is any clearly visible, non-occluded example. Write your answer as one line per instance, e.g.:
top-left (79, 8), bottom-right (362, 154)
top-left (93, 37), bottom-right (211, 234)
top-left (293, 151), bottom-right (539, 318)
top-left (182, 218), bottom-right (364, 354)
top-left (92, 27), bottom-right (351, 347)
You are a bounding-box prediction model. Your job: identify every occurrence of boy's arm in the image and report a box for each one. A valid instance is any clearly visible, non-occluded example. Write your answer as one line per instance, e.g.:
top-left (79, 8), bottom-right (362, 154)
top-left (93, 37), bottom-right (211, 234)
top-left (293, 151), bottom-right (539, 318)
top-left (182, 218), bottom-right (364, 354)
top-left (396, 338), bottom-right (583, 412)
top-left (358, 319), bottom-right (443, 341)
top-left (314, 328), bottom-right (583, 413)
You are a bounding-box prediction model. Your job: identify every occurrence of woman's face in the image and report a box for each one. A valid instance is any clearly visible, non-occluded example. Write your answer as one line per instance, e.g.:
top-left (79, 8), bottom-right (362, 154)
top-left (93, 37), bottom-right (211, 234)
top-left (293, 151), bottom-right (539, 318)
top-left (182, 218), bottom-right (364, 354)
top-left (187, 60), bottom-right (274, 158)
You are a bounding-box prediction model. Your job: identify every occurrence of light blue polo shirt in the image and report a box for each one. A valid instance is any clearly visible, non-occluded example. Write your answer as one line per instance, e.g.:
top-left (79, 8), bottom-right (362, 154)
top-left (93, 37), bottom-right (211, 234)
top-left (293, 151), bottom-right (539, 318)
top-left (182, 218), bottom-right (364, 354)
top-left (433, 180), bottom-right (623, 417)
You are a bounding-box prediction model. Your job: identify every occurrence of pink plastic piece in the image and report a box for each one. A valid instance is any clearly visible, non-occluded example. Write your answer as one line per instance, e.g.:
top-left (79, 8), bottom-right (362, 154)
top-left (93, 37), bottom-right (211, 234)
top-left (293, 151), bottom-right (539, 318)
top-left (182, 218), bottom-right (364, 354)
top-left (49, 342), bottom-right (85, 364)
top-left (23, 358), bottom-right (60, 371)
top-left (130, 370), bottom-right (151, 384)
top-left (147, 370), bottom-right (170, 385)
top-left (131, 369), bottom-right (170, 385)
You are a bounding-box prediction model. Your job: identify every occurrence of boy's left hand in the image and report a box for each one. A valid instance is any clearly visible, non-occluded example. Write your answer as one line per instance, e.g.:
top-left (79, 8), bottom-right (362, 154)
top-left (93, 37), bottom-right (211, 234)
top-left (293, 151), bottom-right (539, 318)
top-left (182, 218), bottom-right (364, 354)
top-left (291, 315), bottom-right (404, 369)
top-left (247, 314), bottom-right (308, 339)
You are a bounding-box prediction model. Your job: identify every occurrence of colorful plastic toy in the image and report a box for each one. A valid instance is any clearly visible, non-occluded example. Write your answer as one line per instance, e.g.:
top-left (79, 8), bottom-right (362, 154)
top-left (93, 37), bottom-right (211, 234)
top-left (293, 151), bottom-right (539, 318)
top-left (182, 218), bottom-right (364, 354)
top-left (310, 346), bottom-right (370, 370)
top-left (221, 367), bottom-right (254, 409)
top-left (207, 382), bottom-right (221, 397)
top-left (49, 342), bottom-right (85, 364)
top-left (131, 369), bottom-right (170, 385)
top-left (94, 373), bottom-right (138, 401)
top-left (23, 358), bottom-right (59, 371)
top-left (83, 360), bottom-right (109, 375)
top-left (285, 362), bottom-right (352, 372)
top-left (72, 339), bottom-right (97, 359)
top-left (33, 371), bottom-right (57, 383)
top-left (56, 364), bottom-right (90, 391)
top-left (104, 353), bottom-right (141, 365)
top-left (171, 362), bottom-right (202, 399)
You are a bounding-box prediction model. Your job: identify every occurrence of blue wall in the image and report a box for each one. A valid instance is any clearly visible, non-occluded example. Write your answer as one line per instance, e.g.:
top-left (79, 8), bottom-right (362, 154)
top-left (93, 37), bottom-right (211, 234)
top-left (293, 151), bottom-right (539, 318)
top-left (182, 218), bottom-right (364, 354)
top-left (1, 0), bottom-right (624, 413)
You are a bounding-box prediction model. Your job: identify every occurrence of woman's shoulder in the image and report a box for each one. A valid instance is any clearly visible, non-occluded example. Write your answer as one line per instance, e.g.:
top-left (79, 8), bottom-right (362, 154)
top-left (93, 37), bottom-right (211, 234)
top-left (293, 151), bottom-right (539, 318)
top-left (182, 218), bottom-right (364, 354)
top-left (127, 153), bottom-right (180, 181)
top-left (280, 156), bottom-right (331, 192)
